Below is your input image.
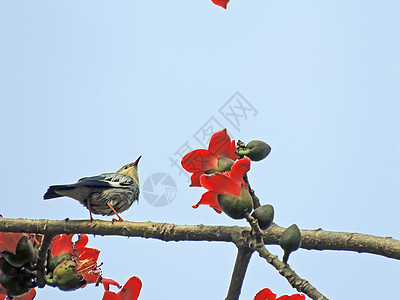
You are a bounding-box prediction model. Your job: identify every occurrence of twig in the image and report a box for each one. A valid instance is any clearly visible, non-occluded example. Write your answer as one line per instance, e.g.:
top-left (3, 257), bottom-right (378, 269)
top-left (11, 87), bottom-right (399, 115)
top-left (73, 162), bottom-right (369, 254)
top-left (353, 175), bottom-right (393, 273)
top-left (245, 214), bottom-right (263, 247)
top-left (236, 140), bottom-right (261, 209)
top-left (36, 234), bottom-right (55, 288)
top-left (253, 243), bottom-right (329, 300)
top-left (243, 173), bottom-right (261, 209)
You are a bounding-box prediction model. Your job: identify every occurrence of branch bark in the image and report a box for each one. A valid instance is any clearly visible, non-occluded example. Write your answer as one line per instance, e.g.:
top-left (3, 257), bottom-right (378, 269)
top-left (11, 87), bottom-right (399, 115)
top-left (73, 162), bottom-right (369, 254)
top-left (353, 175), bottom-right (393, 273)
top-left (225, 246), bottom-right (254, 300)
top-left (36, 234), bottom-right (55, 288)
top-left (0, 218), bottom-right (399, 260)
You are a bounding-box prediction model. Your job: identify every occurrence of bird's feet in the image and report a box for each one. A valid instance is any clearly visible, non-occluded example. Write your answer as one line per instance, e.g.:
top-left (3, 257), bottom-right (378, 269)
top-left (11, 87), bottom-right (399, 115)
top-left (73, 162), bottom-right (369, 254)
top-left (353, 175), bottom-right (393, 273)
top-left (107, 202), bottom-right (124, 222)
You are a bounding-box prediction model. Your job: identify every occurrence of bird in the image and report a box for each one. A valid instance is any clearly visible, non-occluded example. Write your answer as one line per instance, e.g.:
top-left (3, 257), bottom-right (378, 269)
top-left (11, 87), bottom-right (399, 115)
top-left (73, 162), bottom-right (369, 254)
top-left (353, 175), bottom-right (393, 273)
top-left (44, 156), bottom-right (141, 221)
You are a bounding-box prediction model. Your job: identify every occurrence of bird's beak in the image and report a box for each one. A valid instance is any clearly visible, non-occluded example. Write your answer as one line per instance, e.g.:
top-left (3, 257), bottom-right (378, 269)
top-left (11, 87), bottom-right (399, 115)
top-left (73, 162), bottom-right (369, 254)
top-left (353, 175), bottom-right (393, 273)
top-left (132, 155), bottom-right (142, 166)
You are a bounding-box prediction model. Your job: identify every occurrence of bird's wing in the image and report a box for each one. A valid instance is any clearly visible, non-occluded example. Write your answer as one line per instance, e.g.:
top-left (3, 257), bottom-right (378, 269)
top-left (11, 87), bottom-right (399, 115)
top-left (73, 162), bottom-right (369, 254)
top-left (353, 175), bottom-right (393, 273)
top-left (77, 173), bottom-right (135, 188)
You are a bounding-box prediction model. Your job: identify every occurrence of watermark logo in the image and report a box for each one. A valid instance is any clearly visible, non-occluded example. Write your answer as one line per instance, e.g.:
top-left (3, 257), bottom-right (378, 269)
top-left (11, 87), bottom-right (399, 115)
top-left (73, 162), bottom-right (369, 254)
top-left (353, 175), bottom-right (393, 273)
top-left (142, 173), bottom-right (177, 207)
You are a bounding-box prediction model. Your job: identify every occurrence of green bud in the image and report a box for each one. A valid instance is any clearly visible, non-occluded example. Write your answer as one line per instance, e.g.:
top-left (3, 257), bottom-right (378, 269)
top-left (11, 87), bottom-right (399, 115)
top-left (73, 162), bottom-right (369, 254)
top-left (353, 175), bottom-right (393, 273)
top-left (2, 236), bottom-right (35, 268)
top-left (218, 185), bottom-right (253, 219)
top-left (238, 140), bottom-right (271, 161)
top-left (0, 274), bottom-right (30, 297)
top-left (279, 224), bottom-right (302, 264)
top-left (47, 252), bottom-right (73, 273)
top-left (53, 260), bottom-right (85, 291)
top-left (251, 204), bottom-right (274, 230)
top-left (0, 258), bottom-right (20, 276)
top-left (206, 157), bottom-right (235, 174)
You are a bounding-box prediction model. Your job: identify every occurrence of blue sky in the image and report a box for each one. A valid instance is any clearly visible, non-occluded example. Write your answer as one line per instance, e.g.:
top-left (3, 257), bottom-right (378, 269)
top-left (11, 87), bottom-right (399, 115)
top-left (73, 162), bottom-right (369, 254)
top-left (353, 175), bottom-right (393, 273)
top-left (0, 1), bottom-right (399, 299)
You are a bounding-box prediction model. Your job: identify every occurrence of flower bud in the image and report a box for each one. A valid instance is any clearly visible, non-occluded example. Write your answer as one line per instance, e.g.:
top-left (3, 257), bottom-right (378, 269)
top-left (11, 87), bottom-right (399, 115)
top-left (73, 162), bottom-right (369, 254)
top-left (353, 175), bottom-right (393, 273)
top-left (238, 140), bottom-right (271, 161)
top-left (251, 204), bottom-right (274, 230)
top-left (2, 236), bottom-right (35, 268)
top-left (53, 260), bottom-right (85, 291)
top-left (218, 185), bottom-right (253, 219)
top-left (279, 224), bottom-right (301, 264)
top-left (0, 273), bottom-right (30, 297)
top-left (0, 258), bottom-right (20, 277)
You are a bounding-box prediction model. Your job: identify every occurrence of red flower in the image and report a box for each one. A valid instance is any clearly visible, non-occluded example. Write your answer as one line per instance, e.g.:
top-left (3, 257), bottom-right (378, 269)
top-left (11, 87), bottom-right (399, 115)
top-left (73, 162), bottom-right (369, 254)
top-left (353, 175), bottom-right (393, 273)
top-left (193, 157), bottom-right (251, 213)
top-left (182, 129), bottom-right (236, 186)
top-left (254, 288), bottom-right (305, 300)
top-left (49, 234), bottom-right (101, 284)
top-left (102, 276), bottom-right (142, 300)
top-left (212, 0), bottom-right (230, 9)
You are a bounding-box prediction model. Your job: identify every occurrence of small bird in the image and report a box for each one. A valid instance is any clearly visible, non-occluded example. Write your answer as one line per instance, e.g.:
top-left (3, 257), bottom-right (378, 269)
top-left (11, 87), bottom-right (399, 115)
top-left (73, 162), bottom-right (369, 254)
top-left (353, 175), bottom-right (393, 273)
top-left (44, 157), bottom-right (141, 221)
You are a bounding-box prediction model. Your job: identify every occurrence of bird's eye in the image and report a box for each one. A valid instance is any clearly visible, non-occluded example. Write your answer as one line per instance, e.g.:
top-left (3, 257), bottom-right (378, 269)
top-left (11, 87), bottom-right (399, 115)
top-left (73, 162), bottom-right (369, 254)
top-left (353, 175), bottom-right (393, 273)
top-left (124, 166), bottom-right (128, 170)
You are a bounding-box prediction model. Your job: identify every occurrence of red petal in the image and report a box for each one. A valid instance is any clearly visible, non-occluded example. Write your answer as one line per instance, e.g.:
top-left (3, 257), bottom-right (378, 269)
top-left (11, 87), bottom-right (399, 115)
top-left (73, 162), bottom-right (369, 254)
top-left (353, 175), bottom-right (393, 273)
top-left (189, 171), bottom-right (204, 187)
top-left (13, 288), bottom-right (36, 300)
top-left (77, 247), bottom-right (100, 262)
top-left (118, 276), bottom-right (142, 300)
top-left (0, 296), bottom-right (5, 300)
top-left (84, 273), bottom-right (101, 284)
top-left (193, 191), bottom-right (222, 213)
top-left (102, 290), bottom-right (119, 300)
top-left (0, 233), bottom-right (27, 254)
top-left (254, 288), bottom-right (277, 300)
top-left (181, 149), bottom-right (218, 172)
top-left (230, 157), bottom-right (251, 183)
top-left (74, 234), bottom-right (89, 248)
top-left (208, 129), bottom-right (236, 160)
top-left (211, 0), bottom-right (230, 9)
top-left (102, 278), bottom-right (121, 291)
top-left (200, 173), bottom-right (241, 196)
top-left (50, 234), bottom-right (74, 256)
top-left (277, 294), bottom-right (305, 300)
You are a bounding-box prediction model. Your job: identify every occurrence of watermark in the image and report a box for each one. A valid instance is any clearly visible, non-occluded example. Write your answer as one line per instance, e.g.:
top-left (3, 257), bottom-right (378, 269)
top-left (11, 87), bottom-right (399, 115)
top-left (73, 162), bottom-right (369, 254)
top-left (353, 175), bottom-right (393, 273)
top-left (169, 92), bottom-right (257, 180)
top-left (219, 92), bottom-right (258, 131)
top-left (142, 173), bottom-right (177, 207)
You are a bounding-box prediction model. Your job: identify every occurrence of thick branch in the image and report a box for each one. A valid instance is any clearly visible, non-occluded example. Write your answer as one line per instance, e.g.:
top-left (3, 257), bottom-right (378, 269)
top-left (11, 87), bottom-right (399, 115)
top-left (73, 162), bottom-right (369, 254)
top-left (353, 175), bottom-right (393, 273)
top-left (0, 218), bottom-right (399, 260)
top-left (225, 246), bottom-right (254, 300)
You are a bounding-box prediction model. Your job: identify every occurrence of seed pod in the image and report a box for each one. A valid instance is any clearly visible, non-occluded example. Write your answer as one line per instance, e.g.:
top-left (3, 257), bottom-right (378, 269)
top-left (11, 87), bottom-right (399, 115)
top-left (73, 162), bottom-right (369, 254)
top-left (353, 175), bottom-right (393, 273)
top-left (279, 224), bottom-right (301, 264)
top-left (218, 185), bottom-right (253, 219)
top-left (251, 204), bottom-right (274, 230)
top-left (238, 140), bottom-right (271, 161)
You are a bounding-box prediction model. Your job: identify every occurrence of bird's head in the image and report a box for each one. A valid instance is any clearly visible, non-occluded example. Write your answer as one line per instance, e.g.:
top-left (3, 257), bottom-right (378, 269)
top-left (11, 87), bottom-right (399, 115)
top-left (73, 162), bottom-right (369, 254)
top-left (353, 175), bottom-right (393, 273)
top-left (117, 156), bottom-right (141, 185)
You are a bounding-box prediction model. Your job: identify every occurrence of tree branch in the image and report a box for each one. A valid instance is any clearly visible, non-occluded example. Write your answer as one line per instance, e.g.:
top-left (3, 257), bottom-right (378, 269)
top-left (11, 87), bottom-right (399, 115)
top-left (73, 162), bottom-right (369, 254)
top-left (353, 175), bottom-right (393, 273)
top-left (225, 246), bottom-right (254, 300)
top-left (36, 234), bottom-right (55, 288)
top-left (253, 244), bottom-right (328, 300)
top-left (0, 218), bottom-right (399, 260)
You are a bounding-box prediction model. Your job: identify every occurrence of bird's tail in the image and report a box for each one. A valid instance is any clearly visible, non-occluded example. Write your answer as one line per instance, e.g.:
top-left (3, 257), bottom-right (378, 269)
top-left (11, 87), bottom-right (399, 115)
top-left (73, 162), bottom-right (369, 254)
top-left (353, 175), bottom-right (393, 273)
top-left (44, 185), bottom-right (69, 199)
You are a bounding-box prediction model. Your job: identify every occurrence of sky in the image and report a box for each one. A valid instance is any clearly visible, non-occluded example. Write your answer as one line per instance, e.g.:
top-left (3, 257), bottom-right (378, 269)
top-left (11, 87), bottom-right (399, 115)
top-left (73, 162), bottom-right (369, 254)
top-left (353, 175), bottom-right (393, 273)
top-left (0, 1), bottom-right (399, 299)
